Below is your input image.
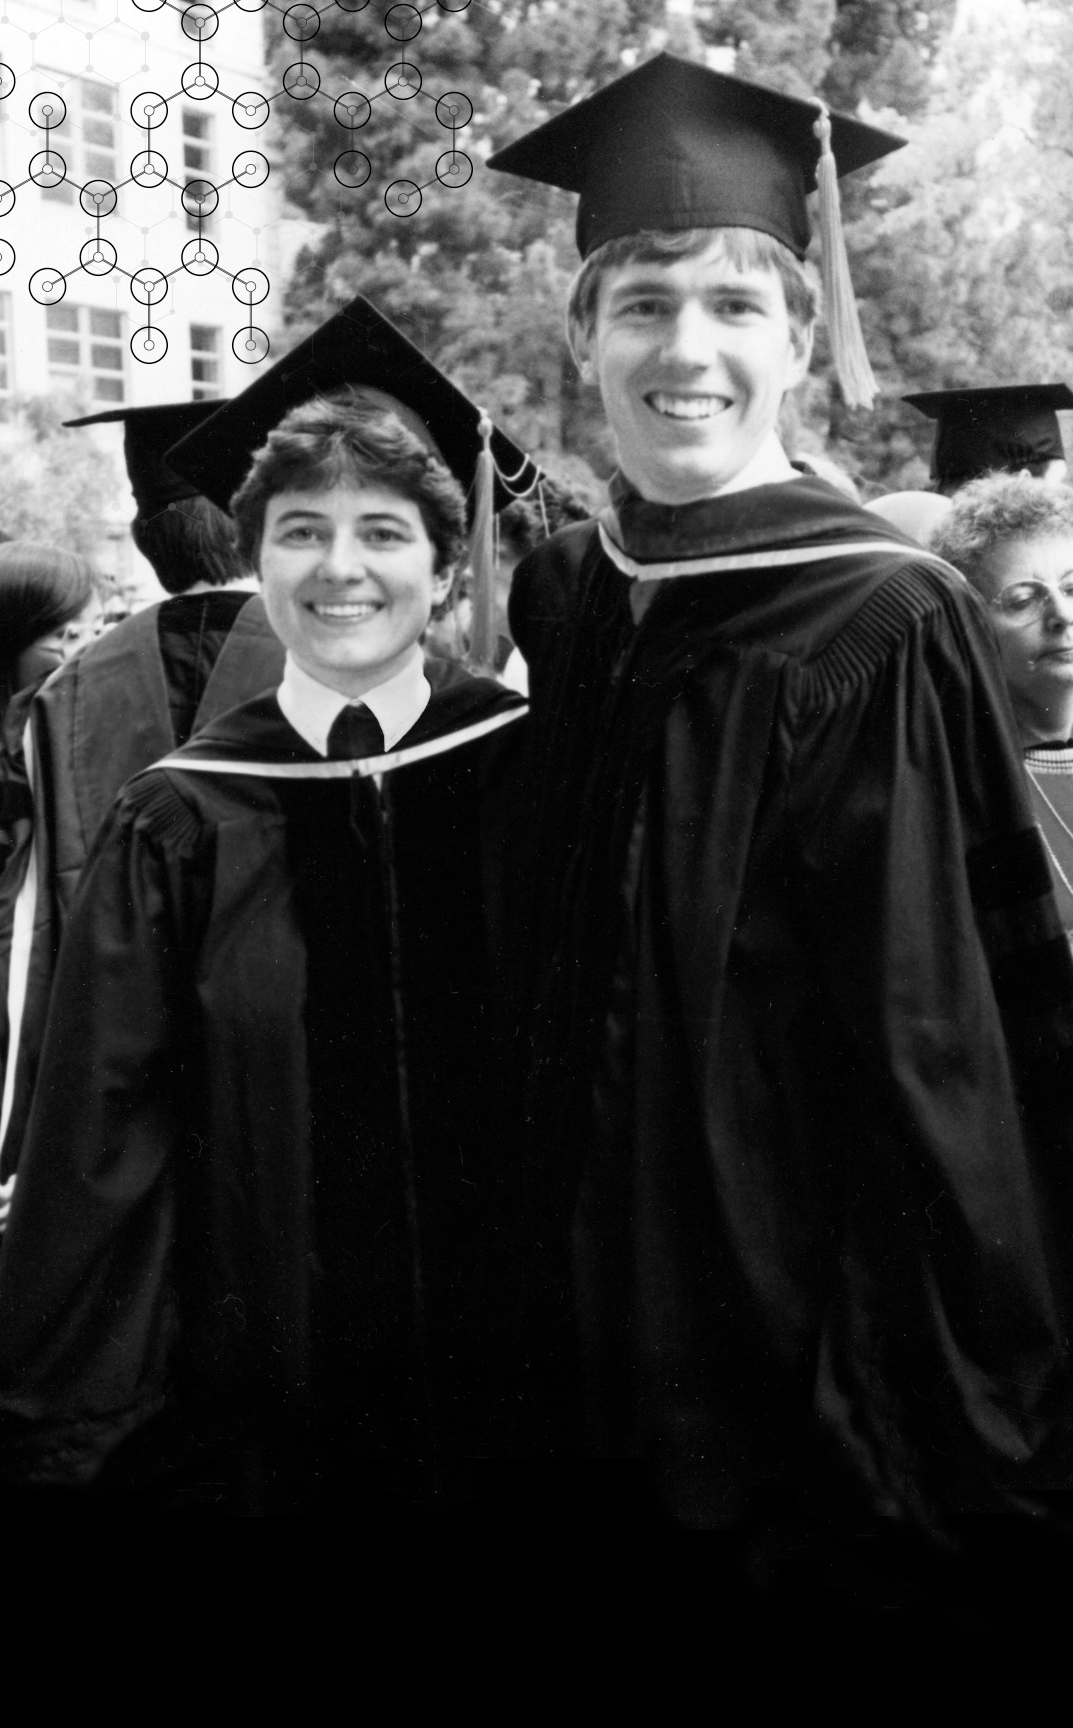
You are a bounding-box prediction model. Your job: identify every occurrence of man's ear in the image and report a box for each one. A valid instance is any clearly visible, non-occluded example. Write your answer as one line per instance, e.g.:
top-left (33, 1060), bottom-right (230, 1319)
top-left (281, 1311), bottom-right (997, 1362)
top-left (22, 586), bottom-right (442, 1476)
top-left (568, 317), bottom-right (598, 387)
top-left (787, 320), bottom-right (814, 389)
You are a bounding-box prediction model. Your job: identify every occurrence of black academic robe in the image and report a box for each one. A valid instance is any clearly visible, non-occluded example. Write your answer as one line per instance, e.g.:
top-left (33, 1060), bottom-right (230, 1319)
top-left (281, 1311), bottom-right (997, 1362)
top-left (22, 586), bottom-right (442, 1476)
top-left (0, 592), bottom-right (285, 1179)
top-left (0, 662), bottom-right (526, 1510)
top-left (508, 475), bottom-right (1073, 1528)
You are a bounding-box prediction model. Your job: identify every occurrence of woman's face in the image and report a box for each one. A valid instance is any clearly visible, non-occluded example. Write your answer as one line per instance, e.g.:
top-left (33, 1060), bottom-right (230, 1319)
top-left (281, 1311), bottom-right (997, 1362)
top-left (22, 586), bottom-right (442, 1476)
top-left (979, 533), bottom-right (1073, 716)
top-left (13, 592), bottom-right (104, 691)
top-left (258, 482), bottom-right (453, 697)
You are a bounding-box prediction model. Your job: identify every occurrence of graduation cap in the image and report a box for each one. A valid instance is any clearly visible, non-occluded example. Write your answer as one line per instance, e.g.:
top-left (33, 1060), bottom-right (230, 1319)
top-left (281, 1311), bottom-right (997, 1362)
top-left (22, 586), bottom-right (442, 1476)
top-left (903, 384), bottom-right (1073, 486)
top-left (166, 293), bottom-right (543, 669)
top-left (63, 399), bottom-right (228, 519)
top-left (487, 52), bottom-right (906, 410)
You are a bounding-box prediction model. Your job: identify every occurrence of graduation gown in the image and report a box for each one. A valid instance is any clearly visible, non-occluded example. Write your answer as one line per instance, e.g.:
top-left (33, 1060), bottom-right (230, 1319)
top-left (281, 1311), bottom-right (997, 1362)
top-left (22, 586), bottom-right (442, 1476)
top-left (0, 662), bottom-right (526, 1507)
top-left (508, 474), bottom-right (1073, 1526)
top-left (0, 592), bottom-right (285, 1179)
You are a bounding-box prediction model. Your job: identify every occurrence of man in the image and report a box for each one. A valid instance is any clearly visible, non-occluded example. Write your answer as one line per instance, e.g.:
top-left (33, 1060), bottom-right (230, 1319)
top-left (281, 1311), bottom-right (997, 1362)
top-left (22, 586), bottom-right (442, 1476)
top-left (0, 401), bottom-right (285, 1200)
top-left (488, 53), bottom-right (1073, 1532)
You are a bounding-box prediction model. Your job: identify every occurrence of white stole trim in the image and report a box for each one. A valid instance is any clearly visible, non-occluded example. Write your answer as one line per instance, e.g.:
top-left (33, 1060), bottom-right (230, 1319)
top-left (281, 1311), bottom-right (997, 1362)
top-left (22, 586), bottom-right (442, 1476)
top-left (597, 521), bottom-right (958, 583)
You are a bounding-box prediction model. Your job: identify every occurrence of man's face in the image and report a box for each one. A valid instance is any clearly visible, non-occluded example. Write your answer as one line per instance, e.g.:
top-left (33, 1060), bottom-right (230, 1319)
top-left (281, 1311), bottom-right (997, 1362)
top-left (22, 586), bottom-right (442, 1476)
top-left (574, 235), bottom-right (811, 504)
top-left (259, 482), bottom-right (453, 697)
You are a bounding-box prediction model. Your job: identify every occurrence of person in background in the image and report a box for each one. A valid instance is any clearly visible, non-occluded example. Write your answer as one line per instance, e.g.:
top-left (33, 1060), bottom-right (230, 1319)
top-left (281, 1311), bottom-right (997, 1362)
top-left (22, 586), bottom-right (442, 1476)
top-left (0, 298), bottom-right (537, 1517)
top-left (0, 402), bottom-right (286, 1208)
top-left (488, 52), bottom-right (1073, 1547)
top-left (905, 383), bottom-right (1073, 496)
top-left (931, 474), bottom-right (1073, 944)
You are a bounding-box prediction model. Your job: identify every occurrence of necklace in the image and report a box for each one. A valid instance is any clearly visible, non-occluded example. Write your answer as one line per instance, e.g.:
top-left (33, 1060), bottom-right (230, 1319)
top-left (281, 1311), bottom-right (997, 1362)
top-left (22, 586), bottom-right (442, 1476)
top-left (1027, 769), bottom-right (1073, 899)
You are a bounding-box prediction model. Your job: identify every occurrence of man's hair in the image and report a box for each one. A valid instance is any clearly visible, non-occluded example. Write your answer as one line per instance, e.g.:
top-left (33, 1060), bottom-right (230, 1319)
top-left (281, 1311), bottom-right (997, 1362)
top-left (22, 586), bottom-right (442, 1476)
top-left (132, 494), bottom-right (251, 596)
top-left (230, 387), bottom-right (468, 575)
top-left (566, 226), bottom-right (821, 353)
top-left (930, 473), bottom-right (1073, 591)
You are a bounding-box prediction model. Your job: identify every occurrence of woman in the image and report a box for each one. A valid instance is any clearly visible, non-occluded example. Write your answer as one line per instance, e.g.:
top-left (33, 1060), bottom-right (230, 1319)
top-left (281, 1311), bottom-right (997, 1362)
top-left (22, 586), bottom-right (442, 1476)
top-left (0, 384), bottom-right (529, 1515)
top-left (931, 474), bottom-right (1073, 940)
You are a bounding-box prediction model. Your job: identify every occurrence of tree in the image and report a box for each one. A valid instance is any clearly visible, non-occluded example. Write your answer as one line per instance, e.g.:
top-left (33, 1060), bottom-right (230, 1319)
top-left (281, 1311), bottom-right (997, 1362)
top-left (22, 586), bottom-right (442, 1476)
top-left (0, 395), bottom-right (120, 559)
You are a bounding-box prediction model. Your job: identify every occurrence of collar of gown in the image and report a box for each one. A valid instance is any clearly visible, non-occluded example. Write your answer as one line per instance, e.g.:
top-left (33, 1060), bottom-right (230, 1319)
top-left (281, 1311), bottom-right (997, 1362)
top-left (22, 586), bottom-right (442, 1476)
top-left (601, 468), bottom-right (918, 570)
top-left (278, 649), bottom-right (431, 757)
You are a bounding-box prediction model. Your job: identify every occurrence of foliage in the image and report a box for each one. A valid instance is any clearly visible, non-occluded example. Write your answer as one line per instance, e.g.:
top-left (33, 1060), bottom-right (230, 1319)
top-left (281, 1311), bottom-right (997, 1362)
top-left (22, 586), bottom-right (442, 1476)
top-left (0, 395), bottom-right (120, 561)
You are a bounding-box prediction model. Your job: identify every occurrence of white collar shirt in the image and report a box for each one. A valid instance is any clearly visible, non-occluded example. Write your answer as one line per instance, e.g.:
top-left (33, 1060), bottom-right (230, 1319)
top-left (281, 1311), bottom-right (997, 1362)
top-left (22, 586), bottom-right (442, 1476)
top-left (276, 648), bottom-right (431, 758)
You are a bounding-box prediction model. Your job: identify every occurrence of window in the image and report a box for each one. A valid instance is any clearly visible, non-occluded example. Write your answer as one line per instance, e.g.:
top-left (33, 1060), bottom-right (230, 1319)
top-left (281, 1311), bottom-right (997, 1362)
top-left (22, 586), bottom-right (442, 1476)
top-left (47, 304), bottom-right (125, 402)
top-left (40, 77), bottom-right (117, 204)
top-left (190, 325), bottom-right (221, 399)
top-left (0, 292), bottom-right (11, 418)
top-left (183, 109), bottom-right (214, 233)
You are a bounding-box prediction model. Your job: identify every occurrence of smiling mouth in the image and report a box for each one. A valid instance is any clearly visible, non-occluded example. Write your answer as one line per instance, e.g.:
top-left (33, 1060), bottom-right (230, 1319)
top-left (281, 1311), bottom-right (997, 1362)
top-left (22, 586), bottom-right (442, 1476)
top-left (308, 600), bottom-right (383, 621)
top-left (646, 392), bottom-right (732, 421)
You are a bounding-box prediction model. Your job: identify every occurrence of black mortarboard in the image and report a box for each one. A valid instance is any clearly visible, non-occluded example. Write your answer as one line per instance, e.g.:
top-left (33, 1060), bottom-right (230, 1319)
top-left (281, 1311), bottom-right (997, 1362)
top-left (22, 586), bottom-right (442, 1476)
top-left (903, 384), bottom-right (1073, 485)
top-left (487, 52), bottom-right (904, 261)
top-left (488, 53), bottom-right (905, 409)
top-left (164, 294), bottom-right (539, 518)
top-left (63, 399), bottom-right (227, 519)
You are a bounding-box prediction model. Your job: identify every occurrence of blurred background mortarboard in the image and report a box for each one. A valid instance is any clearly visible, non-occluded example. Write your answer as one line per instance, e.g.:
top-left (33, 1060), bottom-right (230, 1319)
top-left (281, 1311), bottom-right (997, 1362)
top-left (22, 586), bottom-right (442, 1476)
top-left (903, 384), bottom-right (1073, 488)
top-left (487, 52), bottom-right (906, 409)
top-left (64, 399), bottom-right (227, 520)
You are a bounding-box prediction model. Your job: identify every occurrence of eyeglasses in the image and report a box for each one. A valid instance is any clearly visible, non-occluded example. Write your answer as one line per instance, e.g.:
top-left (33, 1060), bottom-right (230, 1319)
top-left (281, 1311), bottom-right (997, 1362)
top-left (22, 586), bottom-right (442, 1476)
top-left (990, 574), bottom-right (1073, 626)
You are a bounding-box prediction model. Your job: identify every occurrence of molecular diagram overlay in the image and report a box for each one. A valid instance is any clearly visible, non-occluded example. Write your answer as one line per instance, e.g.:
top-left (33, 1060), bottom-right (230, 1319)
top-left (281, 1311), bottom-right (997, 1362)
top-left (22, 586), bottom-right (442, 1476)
top-left (0, 0), bottom-right (475, 365)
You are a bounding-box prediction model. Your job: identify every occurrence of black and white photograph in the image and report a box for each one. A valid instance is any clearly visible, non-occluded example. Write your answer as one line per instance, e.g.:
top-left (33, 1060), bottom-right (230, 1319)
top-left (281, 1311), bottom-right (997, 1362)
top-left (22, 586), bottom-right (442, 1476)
top-left (1, 0), bottom-right (1072, 1642)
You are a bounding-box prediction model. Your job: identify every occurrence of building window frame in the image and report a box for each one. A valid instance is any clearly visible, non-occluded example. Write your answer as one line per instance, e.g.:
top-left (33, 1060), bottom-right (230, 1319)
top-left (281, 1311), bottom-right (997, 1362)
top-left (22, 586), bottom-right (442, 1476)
top-left (46, 302), bottom-right (126, 403)
top-left (190, 323), bottom-right (221, 399)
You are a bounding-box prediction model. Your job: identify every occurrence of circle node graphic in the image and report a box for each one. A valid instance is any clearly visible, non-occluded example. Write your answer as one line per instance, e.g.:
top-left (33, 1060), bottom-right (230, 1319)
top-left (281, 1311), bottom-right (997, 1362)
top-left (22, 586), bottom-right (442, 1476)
top-left (30, 91), bottom-right (66, 129)
top-left (283, 4), bottom-right (319, 41)
top-left (436, 150), bottom-right (472, 187)
top-left (181, 4), bottom-right (218, 40)
top-left (182, 178), bottom-right (219, 218)
top-left (385, 179), bottom-right (422, 217)
top-left (439, 0), bottom-right (472, 9)
top-left (232, 150), bottom-right (270, 187)
top-left (80, 179), bottom-right (118, 217)
top-left (334, 150), bottom-right (371, 189)
top-left (232, 266), bottom-right (269, 304)
top-left (334, 91), bottom-right (371, 129)
top-left (283, 62), bottom-right (321, 99)
top-left (131, 266), bottom-right (168, 305)
top-left (131, 150), bottom-right (168, 186)
top-left (0, 180), bottom-right (14, 216)
top-left (234, 326), bottom-right (270, 363)
top-left (0, 240), bottom-right (15, 276)
top-left (29, 151), bottom-right (66, 188)
top-left (29, 268), bottom-right (66, 305)
top-left (385, 62), bottom-right (421, 99)
top-left (182, 63), bottom-right (220, 99)
top-left (436, 91), bottom-right (473, 129)
top-left (335, 0), bottom-right (370, 11)
top-left (131, 92), bottom-right (167, 128)
top-left (234, 0), bottom-right (267, 10)
top-left (80, 238), bottom-right (117, 275)
top-left (0, 64), bottom-right (15, 100)
top-left (233, 92), bottom-right (270, 129)
top-left (182, 237), bottom-right (220, 275)
top-left (385, 5), bottom-right (421, 41)
top-left (132, 0), bottom-right (167, 11)
top-left (131, 326), bottom-right (168, 363)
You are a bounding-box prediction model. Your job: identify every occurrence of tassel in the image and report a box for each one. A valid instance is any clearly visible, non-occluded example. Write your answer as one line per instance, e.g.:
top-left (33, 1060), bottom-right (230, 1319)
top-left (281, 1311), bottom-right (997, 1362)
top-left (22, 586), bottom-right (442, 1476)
top-left (466, 410), bottom-right (498, 671)
top-left (813, 102), bottom-right (878, 412)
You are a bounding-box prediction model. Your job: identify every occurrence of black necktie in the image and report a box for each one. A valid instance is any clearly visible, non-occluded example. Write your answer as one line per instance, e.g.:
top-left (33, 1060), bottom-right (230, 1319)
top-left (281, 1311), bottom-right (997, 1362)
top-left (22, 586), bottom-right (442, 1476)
top-left (326, 705), bottom-right (384, 761)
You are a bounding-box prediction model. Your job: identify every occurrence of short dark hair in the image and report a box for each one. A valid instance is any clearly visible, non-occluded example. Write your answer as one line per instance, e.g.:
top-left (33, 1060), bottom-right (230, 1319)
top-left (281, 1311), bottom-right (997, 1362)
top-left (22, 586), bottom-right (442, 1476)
top-left (230, 388), bottom-right (468, 575)
top-left (0, 539), bottom-right (97, 703)
top-left (567, 225), bottom-right (820, 352)
top-left (132, 494), bottom-right (251, 596)
top-left (930, 474), bottom-right (1073, 591)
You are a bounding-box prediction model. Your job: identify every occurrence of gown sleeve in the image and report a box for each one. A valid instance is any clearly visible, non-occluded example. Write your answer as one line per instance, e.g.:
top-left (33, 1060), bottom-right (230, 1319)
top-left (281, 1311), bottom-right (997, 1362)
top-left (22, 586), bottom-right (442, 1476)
top-left (0, 774), bottom-right (207, 1486)
top-left (788, 565), bottom-right (1073, 1507)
